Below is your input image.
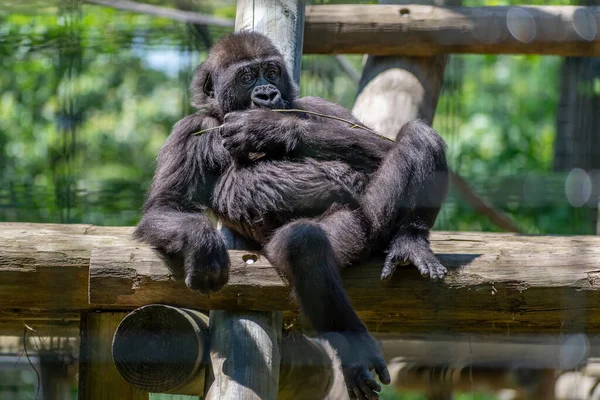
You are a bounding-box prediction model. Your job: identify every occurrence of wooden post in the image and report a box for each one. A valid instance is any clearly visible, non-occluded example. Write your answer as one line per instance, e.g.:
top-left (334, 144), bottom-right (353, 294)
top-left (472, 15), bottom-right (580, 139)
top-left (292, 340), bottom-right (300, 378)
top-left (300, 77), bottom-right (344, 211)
top-left (111, 307), bottom-right (334, 399)
top-left (205, 311), bottom-right (282, 399)
top-left (352, 0), bottom-right (461, 138)
top-left (78, 312), bottom-right (148, 400)
top-left (205, 1), bottom-right (305, 399)
top-left (235, 0), bottom-right (305, 83)
top-left (39, 349), bottom-right (73, 400)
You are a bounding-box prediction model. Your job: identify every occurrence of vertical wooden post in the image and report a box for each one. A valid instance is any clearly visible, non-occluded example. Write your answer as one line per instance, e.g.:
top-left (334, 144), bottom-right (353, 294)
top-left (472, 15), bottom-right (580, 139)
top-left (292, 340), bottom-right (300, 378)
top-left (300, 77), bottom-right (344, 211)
top-left (39, 349), bottom-right (73, 400)
top-left (206, 1), bottom-right (305, 399)
top-left (235, 0), bottom-right (305, 83)
top-left (78, 312), bottom-right (149, 400)
top-left (205, 311), bottom-right (283, 400)
top-left (352, 0), bottom-right (461, 139)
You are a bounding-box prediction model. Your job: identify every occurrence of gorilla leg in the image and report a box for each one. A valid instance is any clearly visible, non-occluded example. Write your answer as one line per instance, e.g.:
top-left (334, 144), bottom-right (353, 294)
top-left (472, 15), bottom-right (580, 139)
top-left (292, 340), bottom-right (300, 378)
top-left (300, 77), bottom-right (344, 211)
top-left (361, 120), bottom-right (449, 280)
top-left (264, 210), bottom-right (390, 399)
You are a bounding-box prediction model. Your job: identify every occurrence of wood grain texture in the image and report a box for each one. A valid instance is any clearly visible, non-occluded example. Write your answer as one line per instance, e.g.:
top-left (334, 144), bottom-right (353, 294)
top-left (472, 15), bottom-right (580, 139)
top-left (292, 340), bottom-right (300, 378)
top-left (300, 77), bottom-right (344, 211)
top-left (111, 305), bottom-right (334, 399)
top-left (82, 231), bottom-right (600, 334)
top-left (3, 223), bottom-right (600, 333)
top-left (78, 312), bottom-right (149, 400)
top-left (352, 0), bottom-right (453, 139)
top-left (235, 0), bottom-right (305, 82)
top-left (111, 305), bottom-right (209, 394)
top-left (303, 5), bottom-right (600, 56)
top-left (204, 311), bottom-right (282, 400)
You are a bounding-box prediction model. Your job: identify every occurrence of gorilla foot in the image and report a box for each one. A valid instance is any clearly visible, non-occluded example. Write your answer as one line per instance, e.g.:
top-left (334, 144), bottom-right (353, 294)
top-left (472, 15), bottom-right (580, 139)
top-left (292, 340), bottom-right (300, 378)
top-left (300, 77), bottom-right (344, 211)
top-left (328, 332), bottom-right (390, 400)
top-left (381, 232), bottom-right (447, 281)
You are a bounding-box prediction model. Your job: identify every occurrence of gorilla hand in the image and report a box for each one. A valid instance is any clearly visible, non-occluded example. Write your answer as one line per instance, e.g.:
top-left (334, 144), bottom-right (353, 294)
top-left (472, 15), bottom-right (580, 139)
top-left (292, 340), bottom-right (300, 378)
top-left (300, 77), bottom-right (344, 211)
top-left (183, 228), bottom-right (230, 294)
top-left (221, 110), bottom-right (299, 160)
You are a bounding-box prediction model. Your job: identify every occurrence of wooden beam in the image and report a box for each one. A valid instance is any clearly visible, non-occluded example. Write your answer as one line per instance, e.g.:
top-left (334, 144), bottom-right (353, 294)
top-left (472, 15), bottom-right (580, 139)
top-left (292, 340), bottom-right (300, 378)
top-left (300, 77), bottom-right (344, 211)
top-left (303, 5), bottom-right (600, 56)
top-left (111, 305), bottom-right (334, 399)
top-left (84, 3), bottom-right (599, 57)
top-left (78, 312), bottom-right (149, 400)
top-left (111, 305), bottom-right (209, 395)
top-left (4, 223), bottom-right (600, 333)
top-left (379, 334), bottom-right (596, 370)
top-left (390, 361), bottom-right (556, 398)
top-left (81, 234), bottom-right (600, 334)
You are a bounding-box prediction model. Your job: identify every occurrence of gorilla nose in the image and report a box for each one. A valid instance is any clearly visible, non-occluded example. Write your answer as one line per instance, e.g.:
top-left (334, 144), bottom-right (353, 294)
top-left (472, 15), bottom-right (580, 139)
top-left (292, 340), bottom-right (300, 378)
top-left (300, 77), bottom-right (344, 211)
top-left (251, 85), bottom-right (282, 108)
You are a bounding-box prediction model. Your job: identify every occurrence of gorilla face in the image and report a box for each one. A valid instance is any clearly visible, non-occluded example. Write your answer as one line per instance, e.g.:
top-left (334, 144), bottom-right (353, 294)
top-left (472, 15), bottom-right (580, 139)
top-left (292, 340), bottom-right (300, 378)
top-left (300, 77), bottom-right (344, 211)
top-left (190, 31), bottom-right (298, 118)
top-left (218, 58), bottom-right (287, 112)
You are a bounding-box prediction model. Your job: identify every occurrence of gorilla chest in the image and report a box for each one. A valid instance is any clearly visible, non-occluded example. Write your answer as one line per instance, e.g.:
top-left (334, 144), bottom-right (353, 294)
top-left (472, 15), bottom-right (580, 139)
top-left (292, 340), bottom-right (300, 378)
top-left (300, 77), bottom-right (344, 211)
top-left (211, 159), bottom-right (367, 227)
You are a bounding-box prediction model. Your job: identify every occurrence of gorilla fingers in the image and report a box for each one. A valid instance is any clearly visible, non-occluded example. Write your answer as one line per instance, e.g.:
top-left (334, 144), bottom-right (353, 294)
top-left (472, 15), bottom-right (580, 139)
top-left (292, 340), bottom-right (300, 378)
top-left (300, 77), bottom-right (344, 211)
top-left (221, 109), bottom-right (302, 160)
top-left (183, 227), bottom-right (230, 293)
top-left (133, 210), bottom-right (230, 294)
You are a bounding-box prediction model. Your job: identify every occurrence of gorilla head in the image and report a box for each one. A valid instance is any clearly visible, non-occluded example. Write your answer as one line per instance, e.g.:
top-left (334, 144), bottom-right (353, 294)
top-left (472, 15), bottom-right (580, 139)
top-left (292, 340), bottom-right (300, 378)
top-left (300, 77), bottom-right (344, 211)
top-left (190, 31), bottom-right (298, 117)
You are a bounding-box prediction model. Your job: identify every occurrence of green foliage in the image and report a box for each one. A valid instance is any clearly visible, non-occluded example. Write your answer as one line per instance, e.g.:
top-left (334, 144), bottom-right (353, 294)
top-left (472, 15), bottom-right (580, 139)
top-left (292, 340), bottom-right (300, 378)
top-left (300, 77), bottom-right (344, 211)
top-left (0, 0), bottom-right (594, 238)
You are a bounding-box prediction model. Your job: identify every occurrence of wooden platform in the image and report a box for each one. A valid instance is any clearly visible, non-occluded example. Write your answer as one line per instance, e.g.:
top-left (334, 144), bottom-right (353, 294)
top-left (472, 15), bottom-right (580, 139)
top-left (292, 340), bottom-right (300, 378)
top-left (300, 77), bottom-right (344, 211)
top-left (2, 222), bottom-right (600, 334)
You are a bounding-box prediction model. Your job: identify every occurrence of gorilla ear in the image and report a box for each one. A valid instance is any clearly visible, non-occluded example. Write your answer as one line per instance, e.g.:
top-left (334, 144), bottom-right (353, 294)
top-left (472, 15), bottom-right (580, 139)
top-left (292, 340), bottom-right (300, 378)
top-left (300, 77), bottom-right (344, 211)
top-left (190, 62), bottom-right (216, 109)
top-left (203, 73), bottom-right (214, 98)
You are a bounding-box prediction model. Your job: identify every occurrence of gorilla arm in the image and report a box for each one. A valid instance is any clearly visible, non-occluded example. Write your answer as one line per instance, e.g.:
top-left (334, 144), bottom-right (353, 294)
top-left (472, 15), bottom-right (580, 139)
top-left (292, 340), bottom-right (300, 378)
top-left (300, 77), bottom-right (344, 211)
top-left (133, 113), bottom-right (232, 293)
top-left (221, 97), bottom-right (393, 170)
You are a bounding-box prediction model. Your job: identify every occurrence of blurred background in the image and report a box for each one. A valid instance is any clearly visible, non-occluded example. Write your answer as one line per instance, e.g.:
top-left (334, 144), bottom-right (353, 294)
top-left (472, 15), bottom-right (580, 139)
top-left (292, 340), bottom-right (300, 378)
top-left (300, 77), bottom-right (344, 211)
top-left (0, 0), bottom-right (599, 399)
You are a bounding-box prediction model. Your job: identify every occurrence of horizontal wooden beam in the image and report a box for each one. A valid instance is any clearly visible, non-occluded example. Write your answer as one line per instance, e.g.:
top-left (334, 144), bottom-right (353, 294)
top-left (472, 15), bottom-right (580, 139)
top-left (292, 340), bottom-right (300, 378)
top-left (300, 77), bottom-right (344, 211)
top-left (2, 223), bottom-right (600, 333)
top-left (303, 5), bottom-right (600, 56)
top-left (82, 3), bottom-right (600, 56)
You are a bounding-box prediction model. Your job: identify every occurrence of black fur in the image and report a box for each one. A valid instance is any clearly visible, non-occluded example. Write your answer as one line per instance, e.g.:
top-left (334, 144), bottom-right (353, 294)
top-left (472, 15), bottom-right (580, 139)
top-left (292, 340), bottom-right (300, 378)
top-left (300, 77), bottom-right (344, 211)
top-left (134, 31), bottom-right (449, 399)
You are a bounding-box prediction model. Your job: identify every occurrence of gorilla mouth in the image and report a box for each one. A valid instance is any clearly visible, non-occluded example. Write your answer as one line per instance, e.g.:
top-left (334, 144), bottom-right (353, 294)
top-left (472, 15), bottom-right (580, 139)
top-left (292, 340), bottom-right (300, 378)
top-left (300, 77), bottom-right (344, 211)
top-left (251, 98), bottom-right (286, 109)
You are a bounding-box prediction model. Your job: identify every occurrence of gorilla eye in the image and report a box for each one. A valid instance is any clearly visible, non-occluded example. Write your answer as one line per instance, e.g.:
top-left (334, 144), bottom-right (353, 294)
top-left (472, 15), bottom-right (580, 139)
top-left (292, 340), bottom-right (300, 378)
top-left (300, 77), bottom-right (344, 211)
top-left (266, 69), bottom-right (278, 80)
top-left (240, 72), bottom-right (254, 84)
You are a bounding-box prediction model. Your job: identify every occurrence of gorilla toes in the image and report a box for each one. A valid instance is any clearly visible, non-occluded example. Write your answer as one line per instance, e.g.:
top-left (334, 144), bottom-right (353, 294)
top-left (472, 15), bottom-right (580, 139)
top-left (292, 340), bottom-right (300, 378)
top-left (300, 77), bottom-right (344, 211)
top-left (382, 233), bottom-right (447, 281)
top-left (344, 364), bottom-right (382, 400)
top-left (413, 253), bottom-right (447, 281)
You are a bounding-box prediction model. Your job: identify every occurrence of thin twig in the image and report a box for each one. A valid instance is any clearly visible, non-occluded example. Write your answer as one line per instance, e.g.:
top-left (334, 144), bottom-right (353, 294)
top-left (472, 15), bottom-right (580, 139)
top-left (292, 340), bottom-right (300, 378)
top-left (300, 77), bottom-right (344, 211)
top-left (191, 109), bottom-right (394, 142)
top-left (272, 108), bottom-right (383, 136)
top-left (192, 126), bottom-right (221, 135)
top-left (449, 172), bottom-right (522, 233)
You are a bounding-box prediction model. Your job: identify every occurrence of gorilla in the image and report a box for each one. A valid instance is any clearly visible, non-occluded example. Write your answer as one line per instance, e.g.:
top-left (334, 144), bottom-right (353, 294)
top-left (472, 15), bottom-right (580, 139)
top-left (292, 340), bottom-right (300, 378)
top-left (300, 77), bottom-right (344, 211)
top-left (134, 31), bottom-right (448, 400)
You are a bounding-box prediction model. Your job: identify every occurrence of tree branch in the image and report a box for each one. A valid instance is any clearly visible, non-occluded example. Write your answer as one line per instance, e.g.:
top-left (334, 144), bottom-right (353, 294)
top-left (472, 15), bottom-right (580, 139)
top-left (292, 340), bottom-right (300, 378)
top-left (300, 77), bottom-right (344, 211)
top-left (85, 0), bottom-right (234, 28)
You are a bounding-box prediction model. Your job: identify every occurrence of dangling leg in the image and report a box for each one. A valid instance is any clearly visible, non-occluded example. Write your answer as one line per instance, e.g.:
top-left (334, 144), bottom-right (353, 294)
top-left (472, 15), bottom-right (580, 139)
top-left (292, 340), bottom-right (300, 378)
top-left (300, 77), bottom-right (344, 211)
top-left (360, 120), bottom-right (449, 281)
top-left (264, 209), bottom-right (390, 400)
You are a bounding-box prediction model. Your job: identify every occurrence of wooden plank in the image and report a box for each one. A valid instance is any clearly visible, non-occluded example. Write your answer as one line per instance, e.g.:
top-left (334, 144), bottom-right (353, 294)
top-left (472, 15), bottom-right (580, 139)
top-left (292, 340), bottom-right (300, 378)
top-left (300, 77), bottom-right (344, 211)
top-left (0, 224), bottom-right (133, 311)
top-left (88, 232), bottom-right (600, 334)
top-left (4, 223), bottom-right (600, 333)
top-left (0, 314), bottom-right (80, 337)
top-left (303, 5), bottom-right (600, 56)
top-left (78, 311), bottom-right (149, 400)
